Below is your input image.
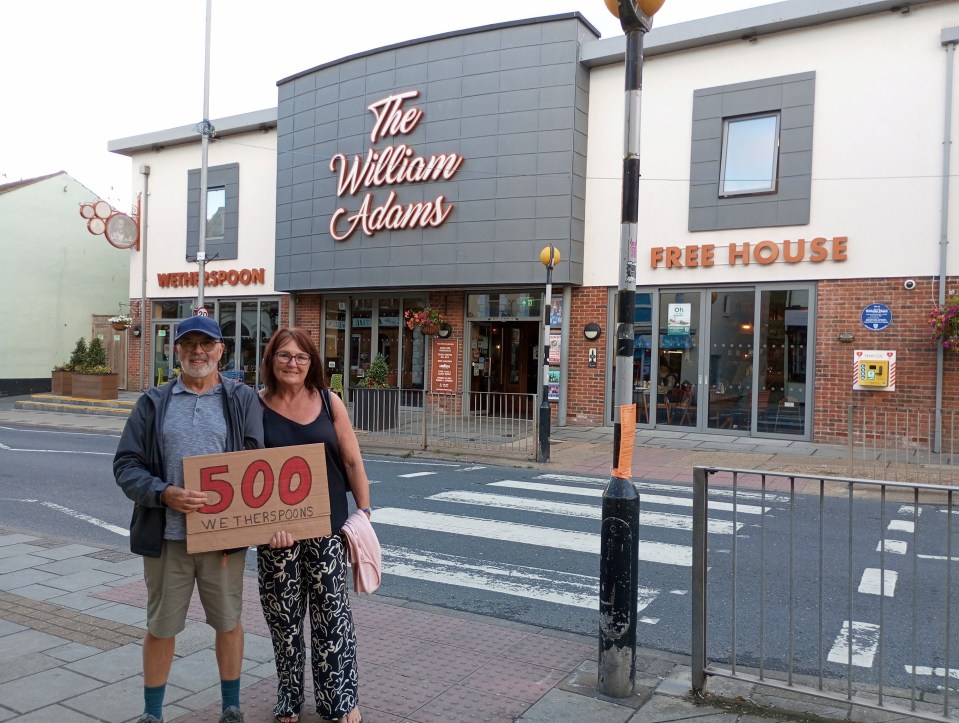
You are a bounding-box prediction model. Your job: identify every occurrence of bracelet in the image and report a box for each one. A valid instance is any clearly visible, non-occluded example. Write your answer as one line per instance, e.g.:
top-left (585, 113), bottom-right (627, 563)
top-left (361, 507), bottom-right (372, 518)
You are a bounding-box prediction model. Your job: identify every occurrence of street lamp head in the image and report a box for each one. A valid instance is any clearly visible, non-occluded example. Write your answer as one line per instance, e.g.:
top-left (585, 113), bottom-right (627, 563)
top-left (539, 244), bottom-right (561, 269)
top-left (604, 0), bottom-right (665, 20)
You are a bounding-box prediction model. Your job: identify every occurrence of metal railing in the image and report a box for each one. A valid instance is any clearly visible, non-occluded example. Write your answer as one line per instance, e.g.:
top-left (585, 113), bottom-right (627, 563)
top-left (847, 406), bottom-right (959, 484)
top-left (347, 388), bottom-right (536, 459)
top-left (692, 466), bottom-right (959, 722)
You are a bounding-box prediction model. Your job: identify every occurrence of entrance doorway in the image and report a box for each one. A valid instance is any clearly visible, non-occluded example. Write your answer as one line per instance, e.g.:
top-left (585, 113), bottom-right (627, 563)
top-left (469, 321), bottom-right (538, 416)
top-left (631, 286), bottom-right (813, 437)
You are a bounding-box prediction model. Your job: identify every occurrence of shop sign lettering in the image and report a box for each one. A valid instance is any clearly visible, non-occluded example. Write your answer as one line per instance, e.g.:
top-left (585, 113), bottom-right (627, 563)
top-left (330, 90), bottom-right (464, 241)
top-left (157, 268), bottom-right (266, 288)
top-left (649, 237), bottom-right (848, 269)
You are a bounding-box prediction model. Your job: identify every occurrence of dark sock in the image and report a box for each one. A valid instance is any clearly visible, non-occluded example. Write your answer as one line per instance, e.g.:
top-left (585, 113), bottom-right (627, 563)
top-left (221, 677), bottom-right (241, 711)
top-left (144, 683), bottom-right (165, 720)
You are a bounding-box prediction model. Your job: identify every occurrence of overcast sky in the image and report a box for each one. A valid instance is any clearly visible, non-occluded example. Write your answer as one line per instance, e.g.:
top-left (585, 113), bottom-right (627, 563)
top-left (1, 1), bottom-right (774, 207)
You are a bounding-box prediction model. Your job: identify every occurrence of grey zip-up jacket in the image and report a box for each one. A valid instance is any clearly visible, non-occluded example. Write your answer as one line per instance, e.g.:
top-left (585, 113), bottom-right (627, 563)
top-left (113, 377), bottom-right (264, 557)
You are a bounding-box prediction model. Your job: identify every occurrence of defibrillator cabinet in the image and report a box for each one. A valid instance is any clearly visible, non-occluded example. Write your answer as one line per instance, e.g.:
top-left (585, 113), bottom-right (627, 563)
top-left (857, 359), bottom-right (889, 387)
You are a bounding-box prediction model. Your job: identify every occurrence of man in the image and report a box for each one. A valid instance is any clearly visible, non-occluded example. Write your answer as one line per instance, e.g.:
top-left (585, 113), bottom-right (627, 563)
top-left (114, 315), bottom-right (263, 723)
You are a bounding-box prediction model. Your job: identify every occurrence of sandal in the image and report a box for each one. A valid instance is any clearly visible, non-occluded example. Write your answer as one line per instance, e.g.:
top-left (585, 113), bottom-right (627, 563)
top-left (274, 716), bottom-right (299, 723)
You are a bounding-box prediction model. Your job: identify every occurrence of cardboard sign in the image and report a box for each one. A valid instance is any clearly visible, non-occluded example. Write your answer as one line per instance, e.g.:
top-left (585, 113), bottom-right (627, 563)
top-left (183, 443), bottom-right (331, 554)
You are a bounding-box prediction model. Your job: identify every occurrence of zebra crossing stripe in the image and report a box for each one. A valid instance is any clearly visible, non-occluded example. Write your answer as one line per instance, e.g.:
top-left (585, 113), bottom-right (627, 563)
top-left (427, 490), bottom-right (740, 535)
top-left (535, 474), bottom-right (789, 502)
top-left (373, 508), bottom-right (693, 566)
top-left (858, 568), bottom-right (897, 597)
top-left (827, 621), bottom-right (881, 668)
top-left (380, 545), bottom-right (659, 611)
top-left (399, 472), bottom-right (437, 478)
top-left (905, 665), bottom-right (959, 680)
top-left (489, 480), bottom-right (767, 515)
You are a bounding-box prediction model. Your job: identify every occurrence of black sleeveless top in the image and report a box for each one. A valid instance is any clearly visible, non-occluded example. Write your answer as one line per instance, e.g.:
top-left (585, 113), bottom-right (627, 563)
top-left (261, 390), bottom-right (349, 533)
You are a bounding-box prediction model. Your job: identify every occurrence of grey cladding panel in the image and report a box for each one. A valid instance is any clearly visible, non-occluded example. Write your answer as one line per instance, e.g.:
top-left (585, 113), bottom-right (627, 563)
top-left (275, 16), bottom-right (590, 290)
top-left (186, 163), bottom-right (239, 261)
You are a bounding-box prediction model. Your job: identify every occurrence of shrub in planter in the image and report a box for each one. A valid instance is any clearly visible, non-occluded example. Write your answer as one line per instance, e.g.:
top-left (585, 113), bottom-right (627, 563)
top-left (353, 353), bottom-right (398, 431)
top-left (71, 338), bottom-right (118, 400)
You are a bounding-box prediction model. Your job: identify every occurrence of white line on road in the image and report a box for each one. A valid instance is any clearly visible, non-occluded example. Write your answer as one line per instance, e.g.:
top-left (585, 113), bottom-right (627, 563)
top-left (918, 554), bottom-right (959, 562)
top-left (458, 466), bottom-right (487, 472)
top-left (898, 506), bottom-right (922, 516)
top-left (368, 459), bottom-right (460, 467)
top-left (398, 472), bottom-right (437, 478)
top-left (373, 508), bottom-right (693, 566)
top-left (0, 442), bottom-right (113, 456)
top-left (858, 568), bottom-right (897, 597)
top-left (876, 540), bottom-right (908, 555)
top-left (41, 502), bottom-right (129, 537)
top-left (0, 498), bottom-right (38, 503)
top-left (490, 480), bottom-right (768, 515)
top-left (428, 490), bottom-right (740, 534)
top-left (827, 621), bottom-right (881, 668)
top-left (0, 426), bottom-right (118, 438)
top-left (905, 666), bottom-right (959, 680)
top-left (380, 544), bottom-right (659, 611)
top-left (534, 474), bottom-right (790, 502)
top-left (888, 520), bottom-right (914, 533)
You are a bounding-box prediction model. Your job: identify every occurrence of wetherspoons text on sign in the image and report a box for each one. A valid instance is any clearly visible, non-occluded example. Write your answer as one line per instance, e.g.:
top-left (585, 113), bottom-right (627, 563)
top-left (329, 90), bottom-right (465, 241)
top-left (183, 444), bottom-right (331, 554)
top-left (157, 268), bottom-right (266, 288)
top-left (650, 236), bottom-right (848, 269)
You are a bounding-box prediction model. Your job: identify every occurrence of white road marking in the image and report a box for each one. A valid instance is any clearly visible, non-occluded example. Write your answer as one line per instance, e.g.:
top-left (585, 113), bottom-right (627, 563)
top-left (534, 474), bottom-right (790, 502)
top-left (670, 590), bottom-right (688, 595)
top-left (373, 508), bottom-right (693, 566)
top-left (0, 426), bottom-right (118, 438)
top-left (0, 442), bottom-right (112, 456)
top-left (370, 459), bottom-right (459, 467)
top-left (827, 621), bottom-right (881, 668)
top-left (640, 617), bottom-right (660, 625)
top-left (898, 506), bottom-right (922, 516)
top-left (905, 666), bottom-right (959, 680)
top-left (858, 568), bottom-right (897, 597)
top-left (490, 480), bottom-right (768, 515)
top-left (428, 490), bottom-right (740, 534)
top-left (0, 498), bottom-right (38, 503)
top-left (918, 554), bottom-right (959, 562)
top-left (398, 472), bottom-right (437, 478)
top-left (41, 503), bottom-right (129, 537)
top-left (888, 520), bottom-right (914, 533)
top-left (380, 545), bottom-right (658, 611)
top-left (458, 466), bottom-right (486, 472)
top-left (877, 540), bottom-right (908, 554)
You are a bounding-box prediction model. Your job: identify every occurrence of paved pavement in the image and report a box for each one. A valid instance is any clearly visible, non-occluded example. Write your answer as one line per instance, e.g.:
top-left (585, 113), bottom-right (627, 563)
top-left (0, 395), bottom-right (935, 721)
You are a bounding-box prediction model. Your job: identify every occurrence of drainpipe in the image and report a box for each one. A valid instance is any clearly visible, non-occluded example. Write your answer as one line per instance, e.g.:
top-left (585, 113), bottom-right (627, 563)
top-left (936, 27), bottom-right (959, 453)
top-left (139, 165), bottom-right (150, 391)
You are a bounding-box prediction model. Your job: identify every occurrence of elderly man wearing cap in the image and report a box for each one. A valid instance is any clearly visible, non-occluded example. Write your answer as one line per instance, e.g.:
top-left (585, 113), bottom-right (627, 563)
top-left (114, 315), bottom-right (264, 723)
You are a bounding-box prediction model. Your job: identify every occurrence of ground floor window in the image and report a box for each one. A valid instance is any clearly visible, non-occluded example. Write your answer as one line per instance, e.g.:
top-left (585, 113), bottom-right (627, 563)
top-left (622, 284), bottom-right (813, 438)
top-left (150, 297), bottom-right (280, 387)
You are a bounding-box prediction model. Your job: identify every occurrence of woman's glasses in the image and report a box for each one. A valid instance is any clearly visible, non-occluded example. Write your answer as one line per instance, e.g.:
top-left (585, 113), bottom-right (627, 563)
top-left (275, 351), bottom-right (311, 365)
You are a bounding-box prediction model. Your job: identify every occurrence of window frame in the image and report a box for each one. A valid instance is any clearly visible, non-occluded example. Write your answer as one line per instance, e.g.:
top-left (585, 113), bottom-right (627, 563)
top-left (719, 112), bottom-right (781, 198)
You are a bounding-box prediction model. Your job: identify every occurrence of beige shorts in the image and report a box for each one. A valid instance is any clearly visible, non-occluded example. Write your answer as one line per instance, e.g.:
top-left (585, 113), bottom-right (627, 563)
top-left (143, 540), bottom-right (246, 638)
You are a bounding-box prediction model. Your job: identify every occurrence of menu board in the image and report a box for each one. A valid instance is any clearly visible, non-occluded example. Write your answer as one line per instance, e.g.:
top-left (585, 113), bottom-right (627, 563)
top-left (431, 339), bottom-right (459, 393)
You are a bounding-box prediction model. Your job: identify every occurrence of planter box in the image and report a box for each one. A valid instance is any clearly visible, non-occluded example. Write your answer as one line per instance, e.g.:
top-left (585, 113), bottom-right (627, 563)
top-left (71, 373), bottom-right (119, 400)
top-left (352, 387), bottom-right (399, 431)
top-left (51, 370), bottom-right (72, 396)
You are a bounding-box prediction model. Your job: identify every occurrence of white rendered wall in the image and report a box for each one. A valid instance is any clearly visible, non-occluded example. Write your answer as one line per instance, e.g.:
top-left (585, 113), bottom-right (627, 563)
top-left (127, 129), bottom-right (278, 300)
top-left (0, 174), bottom-right (130, 378)
top-left (584, 2), bottom-right (959, 287)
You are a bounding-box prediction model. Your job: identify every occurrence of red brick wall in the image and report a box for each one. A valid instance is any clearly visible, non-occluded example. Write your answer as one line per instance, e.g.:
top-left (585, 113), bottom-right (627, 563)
top-left (814, 277), bottom-right (959, 443)
top-left (292, 294), bottom-right (322, 349)
top-left (565, 286), bottom-right (609, 426)
top-left (125, 298), bottom-right (150, 391)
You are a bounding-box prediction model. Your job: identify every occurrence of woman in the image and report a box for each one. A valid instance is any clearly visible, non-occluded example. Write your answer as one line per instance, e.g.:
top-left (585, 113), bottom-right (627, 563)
top-left (257, 328), bottom-right (371, 723)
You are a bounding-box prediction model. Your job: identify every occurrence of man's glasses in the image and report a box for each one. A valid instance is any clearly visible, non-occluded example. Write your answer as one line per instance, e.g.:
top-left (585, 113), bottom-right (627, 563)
top-left (177, 339), bottom-right (219, 352)
top-left (275, 351), bottom-right (311, 365)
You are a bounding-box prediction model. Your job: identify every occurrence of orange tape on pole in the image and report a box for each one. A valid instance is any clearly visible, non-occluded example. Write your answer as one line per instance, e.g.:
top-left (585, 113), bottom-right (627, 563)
top-left (612, 403), bottom-right (636, 479)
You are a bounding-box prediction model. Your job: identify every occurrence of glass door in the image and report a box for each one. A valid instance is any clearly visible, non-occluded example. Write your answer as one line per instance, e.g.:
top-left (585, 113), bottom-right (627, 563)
top-left (655, 291), bottom-right (702, 427)
top-left (704, 290), bottom-right (755, 431)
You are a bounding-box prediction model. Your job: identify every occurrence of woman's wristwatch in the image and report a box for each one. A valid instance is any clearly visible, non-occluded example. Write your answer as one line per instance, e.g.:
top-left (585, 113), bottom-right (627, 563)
top-left (361, 507), bottom-right (372, 518)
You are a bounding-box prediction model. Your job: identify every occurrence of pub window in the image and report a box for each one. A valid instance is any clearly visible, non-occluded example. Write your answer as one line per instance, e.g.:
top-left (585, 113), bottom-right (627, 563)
top-left (206, 187), bottom-right (226, 239)
top-left (719, 113), bottom-right (780, 197)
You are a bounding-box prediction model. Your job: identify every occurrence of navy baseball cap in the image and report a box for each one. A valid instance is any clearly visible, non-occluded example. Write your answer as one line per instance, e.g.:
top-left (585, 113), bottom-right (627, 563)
top-left (174, 316), bottom-right (224, 343)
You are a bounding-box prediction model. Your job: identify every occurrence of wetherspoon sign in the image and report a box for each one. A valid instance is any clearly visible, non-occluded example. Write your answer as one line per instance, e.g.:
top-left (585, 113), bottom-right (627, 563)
top-left (329, 90), bottom-right (465, 241)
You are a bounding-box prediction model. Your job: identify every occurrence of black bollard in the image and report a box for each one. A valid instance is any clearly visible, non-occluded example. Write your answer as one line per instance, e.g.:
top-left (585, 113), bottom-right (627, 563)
top-left (599, 472), bottom-right (640, 696)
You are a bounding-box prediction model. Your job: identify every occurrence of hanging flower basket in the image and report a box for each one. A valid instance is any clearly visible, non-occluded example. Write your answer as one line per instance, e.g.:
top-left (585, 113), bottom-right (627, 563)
top-left (928, 294), bottom-right (959, 351)
top-left (109, 313), bottom-right (132, 331)
top-left (404, 307), bottom-right (445, 336)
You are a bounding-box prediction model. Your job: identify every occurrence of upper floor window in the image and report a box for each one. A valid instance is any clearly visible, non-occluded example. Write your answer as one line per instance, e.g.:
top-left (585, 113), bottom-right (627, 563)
top-left (720, 114), bottom-right (780, 197)
top-left (206, 187), bottom-right (226, 239)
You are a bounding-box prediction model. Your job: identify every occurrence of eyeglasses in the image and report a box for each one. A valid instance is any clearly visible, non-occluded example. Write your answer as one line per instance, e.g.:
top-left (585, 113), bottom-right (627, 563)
top-left (177, 339), bottom-right (219, 352)
top-left (275, 351), bottom-right (311, 365)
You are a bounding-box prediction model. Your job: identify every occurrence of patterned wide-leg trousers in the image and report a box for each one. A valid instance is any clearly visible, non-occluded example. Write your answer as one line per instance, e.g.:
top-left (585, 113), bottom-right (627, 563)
top-left (257, 535), bottom-right (358, 719)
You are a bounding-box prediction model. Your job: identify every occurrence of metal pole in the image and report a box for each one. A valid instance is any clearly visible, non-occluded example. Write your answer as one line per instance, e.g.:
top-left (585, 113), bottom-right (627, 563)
top-left (599, 0), bottom-right (652, 698)
top-left (538, 247), bottom-right (554, 463)
top-left (196, 0), bottom-right (213, 310)
top-left (691, 466), bottom-right (708, 692)
top-left (138, 166), bottom-right (150, 391)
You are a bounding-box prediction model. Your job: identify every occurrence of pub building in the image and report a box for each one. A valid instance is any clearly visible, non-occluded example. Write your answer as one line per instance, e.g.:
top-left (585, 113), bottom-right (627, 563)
top-left (110, 0), bottom-right (959, 444)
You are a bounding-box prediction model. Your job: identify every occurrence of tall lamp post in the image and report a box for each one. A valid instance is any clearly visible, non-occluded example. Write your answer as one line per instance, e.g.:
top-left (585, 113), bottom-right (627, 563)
top-left (598, 0), bottom-right (663, 699)
top-left (537, 244), bottom-right (560, 463)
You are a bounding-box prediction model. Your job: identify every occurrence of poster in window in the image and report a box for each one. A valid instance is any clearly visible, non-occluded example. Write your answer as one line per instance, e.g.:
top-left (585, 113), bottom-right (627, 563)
top-left (548, 369), bottom-right (560, 401)
top-left (667, 303), bottom-right (691, 335)
top-left (548, 332), bottom-right (561, 364)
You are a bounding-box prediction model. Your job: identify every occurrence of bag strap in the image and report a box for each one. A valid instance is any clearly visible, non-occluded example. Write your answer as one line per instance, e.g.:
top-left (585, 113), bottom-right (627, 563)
top-left (321, 387), bottom-right (334, 422)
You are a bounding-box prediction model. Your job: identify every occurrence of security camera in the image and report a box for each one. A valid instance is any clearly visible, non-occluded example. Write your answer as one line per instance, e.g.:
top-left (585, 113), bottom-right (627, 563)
top-left (904, 279), bottom-right (916, 290)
